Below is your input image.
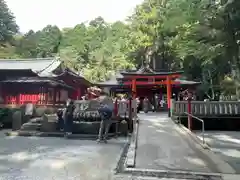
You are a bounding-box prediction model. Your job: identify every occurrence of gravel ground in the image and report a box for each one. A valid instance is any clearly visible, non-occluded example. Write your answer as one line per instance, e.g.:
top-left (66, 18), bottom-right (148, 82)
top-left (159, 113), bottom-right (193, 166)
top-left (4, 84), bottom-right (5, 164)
top-left (0, 131), bottom-right (127, 180)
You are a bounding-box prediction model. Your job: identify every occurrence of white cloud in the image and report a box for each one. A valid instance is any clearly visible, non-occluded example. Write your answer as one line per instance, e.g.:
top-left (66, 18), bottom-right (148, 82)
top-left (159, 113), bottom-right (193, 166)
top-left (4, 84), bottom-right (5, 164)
top-left (5, 0), bottom-right (143, 32)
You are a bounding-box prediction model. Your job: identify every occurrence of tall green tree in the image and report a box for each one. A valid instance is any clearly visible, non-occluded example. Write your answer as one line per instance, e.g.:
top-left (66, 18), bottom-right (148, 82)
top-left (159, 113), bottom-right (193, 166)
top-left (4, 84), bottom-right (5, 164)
top-left (0, 0), bottom-right (18, 46)
top-left (2, 0), bottom-right (240, 99)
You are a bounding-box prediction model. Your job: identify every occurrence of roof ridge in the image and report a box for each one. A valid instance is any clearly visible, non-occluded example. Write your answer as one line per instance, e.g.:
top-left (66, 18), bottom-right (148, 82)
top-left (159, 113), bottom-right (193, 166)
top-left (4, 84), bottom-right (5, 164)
top-left (0, 58), bottom-right (56, 62)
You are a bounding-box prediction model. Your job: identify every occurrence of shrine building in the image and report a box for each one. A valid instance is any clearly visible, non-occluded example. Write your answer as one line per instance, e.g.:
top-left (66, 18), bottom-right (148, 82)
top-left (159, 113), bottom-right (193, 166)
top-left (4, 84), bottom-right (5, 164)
top-left (96, 58), bottom-right (200, 112)
top-left (0, 58), bottom-right (91, 106)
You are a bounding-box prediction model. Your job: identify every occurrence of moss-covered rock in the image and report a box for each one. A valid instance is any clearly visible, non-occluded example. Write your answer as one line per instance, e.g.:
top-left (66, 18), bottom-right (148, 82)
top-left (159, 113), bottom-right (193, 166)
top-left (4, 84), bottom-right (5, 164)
top-left (0, 108), bottom-right (22, 128)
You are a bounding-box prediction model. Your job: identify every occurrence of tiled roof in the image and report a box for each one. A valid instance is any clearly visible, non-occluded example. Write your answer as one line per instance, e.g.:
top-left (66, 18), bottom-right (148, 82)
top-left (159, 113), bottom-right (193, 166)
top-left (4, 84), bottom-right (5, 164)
top-left (96, 73), bottom-right (123, 86)
top-left (0, 77), bottom-right (73, 89)
top-left (96, 75), bottom-right (201, 86)
top-left (0, 58), bottom-right (61, 77)
top-left (120, 67), bottom-right (184, 76)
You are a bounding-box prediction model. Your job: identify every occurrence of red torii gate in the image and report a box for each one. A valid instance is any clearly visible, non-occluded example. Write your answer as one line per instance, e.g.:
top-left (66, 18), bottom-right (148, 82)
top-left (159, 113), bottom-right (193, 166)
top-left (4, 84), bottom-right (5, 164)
top-left (122, 74), bottom-right (181, 115)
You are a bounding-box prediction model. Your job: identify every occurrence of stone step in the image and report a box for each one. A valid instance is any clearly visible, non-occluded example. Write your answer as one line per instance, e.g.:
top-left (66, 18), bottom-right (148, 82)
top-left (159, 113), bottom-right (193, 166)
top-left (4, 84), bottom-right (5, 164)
top-left (21, 123), bottom-right (41, 131)
top-left (29, 117), bottom-right (43, 123)
top-left (122, 169), bottom-right (222, 180)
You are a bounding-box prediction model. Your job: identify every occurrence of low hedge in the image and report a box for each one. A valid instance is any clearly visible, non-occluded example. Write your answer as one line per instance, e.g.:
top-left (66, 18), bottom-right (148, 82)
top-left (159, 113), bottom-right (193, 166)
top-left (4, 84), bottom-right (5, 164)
top-left (0, 108), bottom-right (21, 128)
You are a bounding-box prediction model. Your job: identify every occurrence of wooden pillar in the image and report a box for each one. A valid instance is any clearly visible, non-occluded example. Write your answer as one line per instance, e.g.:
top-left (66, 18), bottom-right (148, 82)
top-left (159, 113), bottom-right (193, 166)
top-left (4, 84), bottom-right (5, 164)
top-left (45, 87), bottom-right (48, 105)
top-left (187, 91), bottom-right (193, 131)
top-left (166, 76), bottom-right (172, 117)
top-left (58, 89), bottom-right (61, 104)
top-left (187, 99), bottom-right (192, 131)
top-left (114, 98), bottom-right (118, 117)
top-left (128, 96), bottom-right (133, 133)
top-left (0, 84), bottom-right (3, 104)
top-left (53, 88), bottom-right (56, 106)
top-left (132, 78), bottom-right (137, 98)
top-left (77, 87), bottom-right (82, 100)
top-left (16, 94), bottom-right (20, 105)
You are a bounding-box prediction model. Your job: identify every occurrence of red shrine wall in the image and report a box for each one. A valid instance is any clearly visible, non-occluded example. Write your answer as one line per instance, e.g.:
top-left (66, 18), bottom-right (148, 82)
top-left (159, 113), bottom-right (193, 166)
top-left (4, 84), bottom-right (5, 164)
top-left (1, 84), bottom-right (69, 106)
top-left (1, 85), bottom-right (88, 105)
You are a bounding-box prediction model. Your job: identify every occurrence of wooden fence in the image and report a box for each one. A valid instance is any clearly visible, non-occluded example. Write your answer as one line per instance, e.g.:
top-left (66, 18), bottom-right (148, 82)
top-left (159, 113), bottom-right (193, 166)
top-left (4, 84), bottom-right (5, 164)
top-left (172, 101), bottom-right (240, 117)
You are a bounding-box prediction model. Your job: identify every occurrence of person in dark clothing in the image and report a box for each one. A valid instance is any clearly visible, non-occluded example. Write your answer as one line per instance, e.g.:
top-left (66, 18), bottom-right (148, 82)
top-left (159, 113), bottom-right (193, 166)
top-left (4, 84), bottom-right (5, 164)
top-left (97, 103), bottom-right (113, 143)
top-left (57, 109), bottom-right (64, 131)
top-left (63, 99), bottom-right (75, 135)
top-left (97, 93), bottom-right (114, 143)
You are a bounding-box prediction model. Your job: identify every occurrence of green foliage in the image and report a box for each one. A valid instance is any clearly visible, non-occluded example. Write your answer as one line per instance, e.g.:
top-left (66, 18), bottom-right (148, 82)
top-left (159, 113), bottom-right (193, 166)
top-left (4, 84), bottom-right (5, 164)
top-left (1, 0), bottom-right (240, 97)
top-left (0, 0), bottom-right (18, 46)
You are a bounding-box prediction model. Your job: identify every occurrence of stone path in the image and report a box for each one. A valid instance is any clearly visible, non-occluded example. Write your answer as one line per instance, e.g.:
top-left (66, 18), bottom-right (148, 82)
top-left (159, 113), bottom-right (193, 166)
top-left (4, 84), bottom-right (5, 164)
top-left (135, 112), bottom-right (219, 173)
top-left (0, 131), bottom-right (127, 180)
top-left (195, 131), bottom-right (240, 173)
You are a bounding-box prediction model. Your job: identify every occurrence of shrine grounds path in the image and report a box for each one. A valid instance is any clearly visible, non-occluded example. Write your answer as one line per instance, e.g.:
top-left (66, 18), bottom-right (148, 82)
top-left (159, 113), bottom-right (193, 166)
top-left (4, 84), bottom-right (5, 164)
top-left (0, 131), bottom-right (127, 180)
top-left (195, 131), bottom-right (240, 173)
top-left (0, 113), bottom-right (239, 180)
top-left (135, 112), bottom-right (227, 173)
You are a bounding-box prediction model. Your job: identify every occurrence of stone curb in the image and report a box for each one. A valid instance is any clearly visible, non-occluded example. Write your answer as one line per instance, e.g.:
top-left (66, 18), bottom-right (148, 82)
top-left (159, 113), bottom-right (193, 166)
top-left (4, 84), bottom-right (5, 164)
top-left (174, 121), bottom-right (236, 174)
top-left (114, 135), bottom-right (131, 174)
top-left (114, 173), bottom-right (240, 180)
top-left (5, 131), bottom-right (117, 140)
top-left (123, 168), bottom-right (223, 180)
top-left (124, 117), bottom-right (139, 168)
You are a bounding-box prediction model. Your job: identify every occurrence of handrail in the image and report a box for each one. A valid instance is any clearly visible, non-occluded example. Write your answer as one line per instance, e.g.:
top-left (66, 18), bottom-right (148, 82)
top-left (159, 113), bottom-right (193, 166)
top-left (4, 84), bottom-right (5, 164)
top-left (184, 112), bottom-right (205, 144)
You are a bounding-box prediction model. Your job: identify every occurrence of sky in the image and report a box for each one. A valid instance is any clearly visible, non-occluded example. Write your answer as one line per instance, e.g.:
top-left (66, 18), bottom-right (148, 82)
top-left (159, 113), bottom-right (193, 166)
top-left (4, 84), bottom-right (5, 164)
top-left (6, 0), bottom-right (143, 33)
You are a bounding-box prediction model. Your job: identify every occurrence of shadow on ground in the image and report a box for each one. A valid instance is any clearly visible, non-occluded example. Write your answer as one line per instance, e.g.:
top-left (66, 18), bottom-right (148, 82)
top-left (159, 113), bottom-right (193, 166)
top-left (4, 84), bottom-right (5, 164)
top-left (195, 131), bottom-right (240, 174)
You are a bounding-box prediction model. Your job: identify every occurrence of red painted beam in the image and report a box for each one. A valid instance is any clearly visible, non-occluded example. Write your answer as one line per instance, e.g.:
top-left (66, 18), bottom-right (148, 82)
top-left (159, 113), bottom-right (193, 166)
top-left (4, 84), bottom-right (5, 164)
top-left (123, 81), bottom-right (180, 85)
top-left (123, 74), bottom-right (181, 79)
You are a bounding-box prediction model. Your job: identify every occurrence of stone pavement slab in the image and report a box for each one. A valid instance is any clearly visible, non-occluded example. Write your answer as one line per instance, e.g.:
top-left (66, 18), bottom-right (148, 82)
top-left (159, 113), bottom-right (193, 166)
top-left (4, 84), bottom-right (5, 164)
top-left (135, 113), bottom-right (219, 173)
top-left (195, 131), bottom-right (240, 173)
top-left (0, 131), bottom-right (127, 180)
top-left (222, 174), bottom-right (240, 180)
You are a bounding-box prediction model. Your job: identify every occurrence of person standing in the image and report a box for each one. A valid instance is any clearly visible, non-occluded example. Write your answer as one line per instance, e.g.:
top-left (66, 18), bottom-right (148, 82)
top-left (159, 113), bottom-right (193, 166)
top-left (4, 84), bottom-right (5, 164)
top-left (143, 97), bottom-right (149, 113)
top-left (97, 92), bottom-right (114, 143)
top-left (63, 99), bottom-right (75, 136)
top-left (57, 109), bottom-right (64, 131)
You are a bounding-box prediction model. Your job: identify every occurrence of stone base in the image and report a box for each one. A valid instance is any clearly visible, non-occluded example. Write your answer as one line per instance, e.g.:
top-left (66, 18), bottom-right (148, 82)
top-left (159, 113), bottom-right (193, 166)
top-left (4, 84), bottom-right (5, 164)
top-left (72, 121), bottom-right (100, 134)
top-left (40, 114), bottom-right (58, 132)
top-left (20, 122), bottom-right (41, 131)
